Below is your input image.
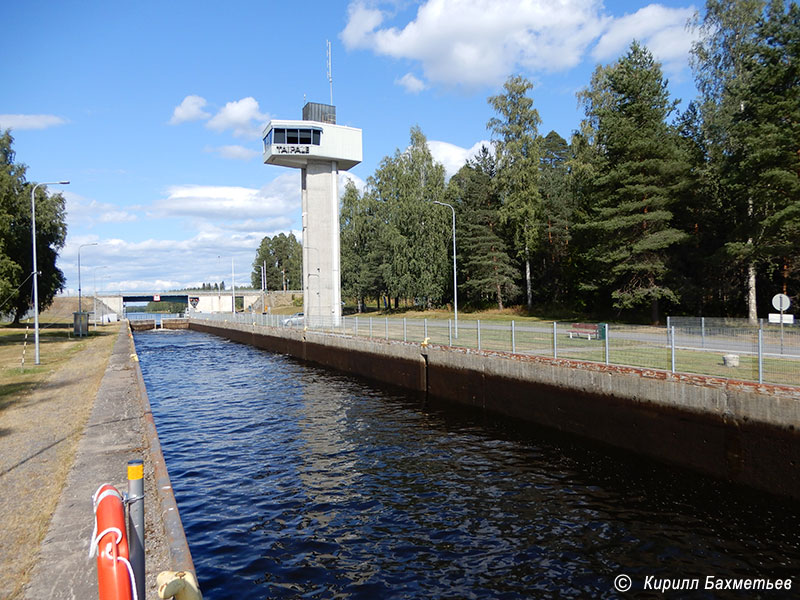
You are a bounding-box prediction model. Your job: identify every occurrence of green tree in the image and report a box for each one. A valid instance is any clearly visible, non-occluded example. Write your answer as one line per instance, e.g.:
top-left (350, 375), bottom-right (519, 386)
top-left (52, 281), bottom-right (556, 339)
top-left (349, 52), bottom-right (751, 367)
top-left (251, 232), bottom-right (302, 291)
top-left (536, 130), bottom-right (575, 304)
top-left (447, 147), bottom-right (518, 308)
top-left (718, 0), bottom-right (800, 312)
top-left (577, 42), bottom-right (689, 323)
top-left (487, 75), bottom-right (542, 310)
top-left (671, 101), bottom-right (730, 315)
top-left (340, 179), bottom-right (386, 311)
top-left (0, 131), bottom-right (67, 322)
top-left (690, 0), bottom-right (768, 320)
top-left (368, 126), bottom-right (449, 308)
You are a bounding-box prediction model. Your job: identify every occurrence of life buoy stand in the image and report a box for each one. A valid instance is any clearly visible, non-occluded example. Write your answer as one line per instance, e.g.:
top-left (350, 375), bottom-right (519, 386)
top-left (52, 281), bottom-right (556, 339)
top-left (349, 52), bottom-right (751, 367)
top-left (90, 484), bottom-right (136, 600)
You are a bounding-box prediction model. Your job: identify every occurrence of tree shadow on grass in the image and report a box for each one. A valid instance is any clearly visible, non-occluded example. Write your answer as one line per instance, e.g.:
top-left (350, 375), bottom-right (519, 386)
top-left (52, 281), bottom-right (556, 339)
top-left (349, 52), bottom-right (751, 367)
top-left (0, 426), bottom-right (83, 477)
top-left (0, 382), bottom-right (36, 412)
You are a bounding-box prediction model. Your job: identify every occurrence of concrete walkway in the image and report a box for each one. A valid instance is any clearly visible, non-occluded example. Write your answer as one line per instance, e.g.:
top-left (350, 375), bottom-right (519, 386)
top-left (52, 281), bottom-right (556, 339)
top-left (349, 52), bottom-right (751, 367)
top-left (23, 323), bottom-right (170, 599)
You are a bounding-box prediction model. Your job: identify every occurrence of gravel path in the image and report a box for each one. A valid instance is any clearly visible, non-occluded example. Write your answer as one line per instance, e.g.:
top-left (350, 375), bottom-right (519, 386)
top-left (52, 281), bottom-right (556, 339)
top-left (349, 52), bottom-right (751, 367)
top-left (0, 326), bottom-right (115, 599)
top-left (1, 322), bottom-right (173, 600)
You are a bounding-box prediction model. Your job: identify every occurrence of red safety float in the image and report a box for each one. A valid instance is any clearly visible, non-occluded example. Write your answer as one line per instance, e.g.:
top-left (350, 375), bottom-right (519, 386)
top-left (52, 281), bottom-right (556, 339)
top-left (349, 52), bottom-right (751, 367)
top-left (90, 484), bottom-right (134, 600)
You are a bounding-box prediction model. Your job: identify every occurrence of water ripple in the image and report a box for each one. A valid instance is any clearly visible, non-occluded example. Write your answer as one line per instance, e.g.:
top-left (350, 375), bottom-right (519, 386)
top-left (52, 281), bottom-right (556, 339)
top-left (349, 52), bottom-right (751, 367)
top-left (136, 329), bottom-right (800, 599)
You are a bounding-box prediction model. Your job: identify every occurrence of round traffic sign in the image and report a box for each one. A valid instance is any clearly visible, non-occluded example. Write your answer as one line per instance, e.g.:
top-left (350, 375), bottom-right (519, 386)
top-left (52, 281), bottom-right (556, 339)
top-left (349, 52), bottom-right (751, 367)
top-left (772, 293), bottom-right (791, 311)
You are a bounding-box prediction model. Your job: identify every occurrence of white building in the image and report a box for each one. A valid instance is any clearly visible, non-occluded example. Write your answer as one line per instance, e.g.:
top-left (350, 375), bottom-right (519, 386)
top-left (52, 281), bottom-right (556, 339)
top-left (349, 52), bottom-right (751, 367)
top-left (263, 103), bottom-right (362, 327)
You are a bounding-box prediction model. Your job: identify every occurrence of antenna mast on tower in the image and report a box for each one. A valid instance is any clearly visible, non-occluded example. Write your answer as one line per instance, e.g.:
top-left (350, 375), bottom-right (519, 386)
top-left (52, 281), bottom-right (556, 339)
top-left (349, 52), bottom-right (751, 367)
top-left (326, 40), bottom-right (333, 105)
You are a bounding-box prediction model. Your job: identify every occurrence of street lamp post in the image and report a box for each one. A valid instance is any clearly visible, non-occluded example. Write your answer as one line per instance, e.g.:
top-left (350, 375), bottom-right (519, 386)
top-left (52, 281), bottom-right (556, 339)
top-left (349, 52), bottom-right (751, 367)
top-left (78, 242), bottom-right (98, 336)
top-left (31, 180), bottom-right (69, 364)
top-left (433, 200), bottom-right (458, 337)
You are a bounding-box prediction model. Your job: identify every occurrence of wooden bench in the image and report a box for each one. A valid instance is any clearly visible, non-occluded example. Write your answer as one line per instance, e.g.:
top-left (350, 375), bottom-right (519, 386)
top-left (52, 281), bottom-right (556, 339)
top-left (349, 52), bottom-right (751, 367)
top-left (567, 323), bottom-right (600, 340)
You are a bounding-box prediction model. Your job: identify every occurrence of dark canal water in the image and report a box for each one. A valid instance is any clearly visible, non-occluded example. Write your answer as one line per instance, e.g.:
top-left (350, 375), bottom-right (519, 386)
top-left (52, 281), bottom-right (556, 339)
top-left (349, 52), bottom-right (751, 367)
top-left (134, 329), bottom-right (800, 599)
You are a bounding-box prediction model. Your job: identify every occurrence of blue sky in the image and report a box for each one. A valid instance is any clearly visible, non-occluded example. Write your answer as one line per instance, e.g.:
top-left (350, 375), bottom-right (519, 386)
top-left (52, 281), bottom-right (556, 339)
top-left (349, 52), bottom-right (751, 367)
top-left (2, 0), bottom-right (701, 294)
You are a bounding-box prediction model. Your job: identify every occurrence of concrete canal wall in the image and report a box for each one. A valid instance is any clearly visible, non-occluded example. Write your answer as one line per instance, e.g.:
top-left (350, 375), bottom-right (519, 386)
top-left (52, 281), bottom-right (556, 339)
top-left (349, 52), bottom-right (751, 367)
top-left (190, 319), bottom-right (800, 500)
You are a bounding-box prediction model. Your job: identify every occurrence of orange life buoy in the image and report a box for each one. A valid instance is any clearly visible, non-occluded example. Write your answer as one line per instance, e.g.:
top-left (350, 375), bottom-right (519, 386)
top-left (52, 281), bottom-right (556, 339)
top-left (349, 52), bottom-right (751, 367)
top-left (90, 484), bottom-right (134, 600)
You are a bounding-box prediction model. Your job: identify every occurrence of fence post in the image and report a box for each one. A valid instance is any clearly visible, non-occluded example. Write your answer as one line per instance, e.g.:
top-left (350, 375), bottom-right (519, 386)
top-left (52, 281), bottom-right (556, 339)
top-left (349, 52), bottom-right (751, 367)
top-left (127, 459), bottom-right (145, 600)
top-left (604, 323), bottom-right (609, 365)
top-left (385, 317), bottom-right (388, 340)
top-left (403, 318), bottom-right (407, 342)
top-left (449, 319), bottom-right (452, 346)
top-left (355, 316), bottom-right (359, 337)
top-left (369, 317), bottom-right (373, 338)
top-left (553, 322), bottom-right (558, 359)
top-left (701, 316), bottom-right (706, 348)
top-left (477, 320), bottom-right (481, 350)
top-left (424, 318), bottom-right (428, 340)
top-left (758, 329), bottom-right (764, 384)
top-left (671, 326), bottom-right (676, 373)
top-left (512, 320), bottom-right (516, 354)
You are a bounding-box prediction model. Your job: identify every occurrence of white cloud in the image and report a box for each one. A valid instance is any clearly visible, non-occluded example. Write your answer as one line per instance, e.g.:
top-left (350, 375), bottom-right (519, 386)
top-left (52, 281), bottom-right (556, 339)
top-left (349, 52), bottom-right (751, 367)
top-left (341, 3), bottom-right (385, 49)
top-left (64, 191), bottom-right (138, 228)
top-left (592, 4), bottom-right (698, 76)
top-left (341, 0), bottom-right (609, 88)
top-left (396, 73), bottom-right (427, 93)
top-left (206, 145), bottom-right (260, 160)
top-left (168, 95), bottom-right (211, 125)
top-left (428, 139), bottom-right (491, 178)
top-left (0, 114), bottom-right (68, 130)
top-left (59, 172), bottom-right (367, 293)
top-left (340, 171), bottom-right (366, 195)
top-left (153, 174), bottom-right (300, 221)
top-left (341, 0), bottom-right (697, 88)
top-left (206, 97), bottom-right (269, 139)
top-left (61, 229), bottom-right (273, 293)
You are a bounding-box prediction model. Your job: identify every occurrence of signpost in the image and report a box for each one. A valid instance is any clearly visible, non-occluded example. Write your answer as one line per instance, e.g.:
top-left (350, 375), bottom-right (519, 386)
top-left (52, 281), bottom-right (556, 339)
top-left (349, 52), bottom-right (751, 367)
top-left (771, 293), bottom-right (792, 355)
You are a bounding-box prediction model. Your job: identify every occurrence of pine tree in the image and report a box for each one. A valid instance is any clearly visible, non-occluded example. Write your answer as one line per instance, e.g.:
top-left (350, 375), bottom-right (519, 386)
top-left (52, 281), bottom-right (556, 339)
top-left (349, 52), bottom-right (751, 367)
top-left (447, 147), bottom-right (518, 308)
top-left (690, 0), bottom-right (767, 320)
top-left (536, 131), bottom-right (574, 304)
top-left (722, 0), bottom-right (800, 307)
top-left (578, 42), bottom-right (689, 323)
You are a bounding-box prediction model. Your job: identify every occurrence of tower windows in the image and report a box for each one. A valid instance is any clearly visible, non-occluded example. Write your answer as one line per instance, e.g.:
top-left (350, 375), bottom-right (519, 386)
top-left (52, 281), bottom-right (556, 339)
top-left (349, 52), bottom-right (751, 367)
top-left (264, 127), bottom-right (322, 149)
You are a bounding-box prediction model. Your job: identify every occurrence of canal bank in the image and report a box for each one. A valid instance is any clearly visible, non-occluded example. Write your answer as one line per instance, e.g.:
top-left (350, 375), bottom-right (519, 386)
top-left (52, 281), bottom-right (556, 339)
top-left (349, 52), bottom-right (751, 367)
top-left (189, 319), bottom-right (800, 500)
top-left (22, 321), bottom-right (197, 599)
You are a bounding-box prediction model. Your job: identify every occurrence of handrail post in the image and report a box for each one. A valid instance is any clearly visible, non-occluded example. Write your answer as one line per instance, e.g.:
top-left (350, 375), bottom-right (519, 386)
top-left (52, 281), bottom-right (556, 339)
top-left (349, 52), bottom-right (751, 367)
top-left (671, 326), bottom-right (676, 373)
top-left (127, 459), bottom-right (145, 600)
top-left (511, 320), bottom-right (516, 354)
top-left (553, 321), bottom-right (558, 359)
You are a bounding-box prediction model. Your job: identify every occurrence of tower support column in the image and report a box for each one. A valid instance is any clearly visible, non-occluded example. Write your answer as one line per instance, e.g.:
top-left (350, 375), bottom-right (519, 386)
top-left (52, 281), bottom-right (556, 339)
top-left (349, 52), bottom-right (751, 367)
top-left (303, 160), bottom-right (341, 327)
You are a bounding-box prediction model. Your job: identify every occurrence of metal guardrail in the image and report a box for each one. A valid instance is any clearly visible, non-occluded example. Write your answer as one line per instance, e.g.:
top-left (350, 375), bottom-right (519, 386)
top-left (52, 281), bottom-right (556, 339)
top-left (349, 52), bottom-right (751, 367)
top-left (188, 313), bottom-right (799, 387)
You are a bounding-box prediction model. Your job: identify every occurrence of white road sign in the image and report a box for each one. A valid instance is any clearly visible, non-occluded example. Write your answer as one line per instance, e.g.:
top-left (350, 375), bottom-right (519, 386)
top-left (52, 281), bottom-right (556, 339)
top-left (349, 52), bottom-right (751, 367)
top-left (772, 293), bottom-right (790, 312)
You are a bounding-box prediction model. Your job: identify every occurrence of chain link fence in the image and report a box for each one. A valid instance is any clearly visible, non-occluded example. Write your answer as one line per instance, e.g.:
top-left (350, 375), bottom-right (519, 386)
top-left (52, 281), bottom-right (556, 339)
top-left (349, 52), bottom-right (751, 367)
top-left (188, 313), bottom-right (799, 387)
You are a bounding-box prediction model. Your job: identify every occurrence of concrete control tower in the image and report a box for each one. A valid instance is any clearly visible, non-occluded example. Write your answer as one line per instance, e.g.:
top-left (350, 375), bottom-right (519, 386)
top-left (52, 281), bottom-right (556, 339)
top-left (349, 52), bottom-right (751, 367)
top-left (263, 102), bottom-right (362, 327)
